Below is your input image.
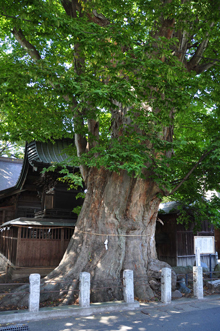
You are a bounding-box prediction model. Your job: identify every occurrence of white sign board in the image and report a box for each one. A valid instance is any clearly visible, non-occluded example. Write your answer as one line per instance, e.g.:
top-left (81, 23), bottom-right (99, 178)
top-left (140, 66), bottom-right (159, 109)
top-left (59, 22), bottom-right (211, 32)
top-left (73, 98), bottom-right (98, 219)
top-left (194, 236), bottom-right (215, 254)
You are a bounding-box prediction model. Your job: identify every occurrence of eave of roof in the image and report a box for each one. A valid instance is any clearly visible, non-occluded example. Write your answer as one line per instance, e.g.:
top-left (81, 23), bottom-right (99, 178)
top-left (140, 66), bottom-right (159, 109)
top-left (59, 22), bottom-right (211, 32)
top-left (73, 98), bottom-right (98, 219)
top-left (0, 157), bottom-right (23, 191)
top-left (0, 139), bottom-right (74, 199)
top-left (27, 139), bottom-right (73, 167)
top-left (0, 217), bottom-right (76, 228)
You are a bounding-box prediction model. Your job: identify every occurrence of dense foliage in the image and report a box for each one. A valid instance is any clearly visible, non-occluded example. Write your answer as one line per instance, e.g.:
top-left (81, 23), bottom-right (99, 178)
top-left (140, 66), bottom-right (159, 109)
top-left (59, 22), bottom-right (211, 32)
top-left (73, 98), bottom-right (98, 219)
top-left (1, 0), bottom-right (220, 226)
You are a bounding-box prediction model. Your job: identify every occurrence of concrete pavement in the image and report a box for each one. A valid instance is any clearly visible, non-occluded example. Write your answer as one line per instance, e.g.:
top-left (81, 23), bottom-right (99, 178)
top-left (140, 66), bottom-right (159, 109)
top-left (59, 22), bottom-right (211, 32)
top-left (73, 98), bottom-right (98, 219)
top-left (0, 301), bottom-right (140, 324)
top-left (1, 295), bottom-right (220, 330)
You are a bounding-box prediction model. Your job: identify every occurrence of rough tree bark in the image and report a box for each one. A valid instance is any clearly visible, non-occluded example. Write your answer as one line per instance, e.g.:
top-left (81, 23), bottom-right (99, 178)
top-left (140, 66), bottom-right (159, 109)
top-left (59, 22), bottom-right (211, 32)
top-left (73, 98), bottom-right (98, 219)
top-left (52, 167), bottom-right (161, 303)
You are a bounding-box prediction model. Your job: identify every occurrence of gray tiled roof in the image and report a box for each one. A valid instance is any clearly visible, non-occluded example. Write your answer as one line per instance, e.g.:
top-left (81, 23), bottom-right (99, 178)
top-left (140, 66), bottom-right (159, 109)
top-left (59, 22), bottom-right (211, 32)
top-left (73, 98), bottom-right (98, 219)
top-left (0, 157), bottom-right (23, 190)
top-left (0, 139), bottom-right (74, 195)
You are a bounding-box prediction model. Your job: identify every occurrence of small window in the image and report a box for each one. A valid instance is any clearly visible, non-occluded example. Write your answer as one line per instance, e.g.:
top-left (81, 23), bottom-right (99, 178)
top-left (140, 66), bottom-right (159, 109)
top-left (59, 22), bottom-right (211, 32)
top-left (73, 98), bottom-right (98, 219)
top-left (21, 227), bottom-right (61, 240)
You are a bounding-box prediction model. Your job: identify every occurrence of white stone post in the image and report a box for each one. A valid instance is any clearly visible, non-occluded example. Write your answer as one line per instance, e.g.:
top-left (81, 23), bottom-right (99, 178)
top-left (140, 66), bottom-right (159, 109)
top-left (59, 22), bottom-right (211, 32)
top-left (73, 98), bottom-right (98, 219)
top-left (79, 272), bottom-right (90, 308)
top-left (161, 268), bottom-right (171, 304)
top-left (195, 247), bottom-right (201, 267)
top-left (29, 273), bottom-right (41, 312)
top-left (193, 266), bottom-right (203, 299)
top-left (123, 269), bottom-right (134, 303)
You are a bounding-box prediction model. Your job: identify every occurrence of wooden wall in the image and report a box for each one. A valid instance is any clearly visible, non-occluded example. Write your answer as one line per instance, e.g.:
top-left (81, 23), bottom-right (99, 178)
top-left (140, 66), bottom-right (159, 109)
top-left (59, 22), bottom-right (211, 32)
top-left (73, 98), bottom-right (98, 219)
top-left (156, 213), bottom-right (217, 269)
top-left (0, 226), bottom-right (74, 267)
top-left (16, 191), bottom-right (41, 218)
top-left (0, 190), bottom-right (41, 225)
top-left (176, 231), bottom-right (194, 257)
top-left (16, 227), bottom-right (74, 267)
top-left (0, 227), bottom-right (18, 264)
top-left (156, 214), bottom-right (177, 266)
top-left (177, 254), bottom-right (216, 270)
top-left (0, 206), bottom-right (16, 225)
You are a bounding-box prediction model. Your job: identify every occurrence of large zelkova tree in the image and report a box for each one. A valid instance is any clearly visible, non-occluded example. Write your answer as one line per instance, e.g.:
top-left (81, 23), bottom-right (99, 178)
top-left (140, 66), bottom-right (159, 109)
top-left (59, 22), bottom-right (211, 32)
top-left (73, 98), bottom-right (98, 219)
top-left (1, 0), bottom-right (220, 305)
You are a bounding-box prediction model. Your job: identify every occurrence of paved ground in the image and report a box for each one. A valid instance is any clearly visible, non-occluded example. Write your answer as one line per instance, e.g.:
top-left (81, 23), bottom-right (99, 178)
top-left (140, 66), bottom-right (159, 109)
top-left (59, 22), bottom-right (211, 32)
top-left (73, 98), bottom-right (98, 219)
top-left (2, 295), bottom-right (220, 331)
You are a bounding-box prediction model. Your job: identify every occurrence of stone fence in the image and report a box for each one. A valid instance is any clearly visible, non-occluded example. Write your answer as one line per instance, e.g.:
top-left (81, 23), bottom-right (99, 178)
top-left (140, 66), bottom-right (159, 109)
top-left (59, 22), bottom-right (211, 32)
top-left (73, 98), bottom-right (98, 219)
top-left (27, 266), bottom-right (204, 312)
top-left (29, 269), bottom-right (135, 312)
top-left (161, 266), bottom-right (204, 304)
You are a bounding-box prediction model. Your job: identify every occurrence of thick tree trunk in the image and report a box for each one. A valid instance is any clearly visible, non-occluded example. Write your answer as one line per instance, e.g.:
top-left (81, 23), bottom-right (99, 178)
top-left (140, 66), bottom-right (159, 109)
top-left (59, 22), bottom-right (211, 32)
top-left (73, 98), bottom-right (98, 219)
top-left (0, 167), bottom-right (163, 308)
top-left (48, 167), bottom-right (161, 303)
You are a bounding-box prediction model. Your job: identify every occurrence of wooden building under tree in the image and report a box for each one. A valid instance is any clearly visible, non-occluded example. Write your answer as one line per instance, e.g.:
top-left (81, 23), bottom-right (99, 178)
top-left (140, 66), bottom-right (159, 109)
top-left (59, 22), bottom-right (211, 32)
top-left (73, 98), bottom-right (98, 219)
top-left (0, 140), bottom-right (83, 274)
top-left (156, 201), bottom-right (218, 270)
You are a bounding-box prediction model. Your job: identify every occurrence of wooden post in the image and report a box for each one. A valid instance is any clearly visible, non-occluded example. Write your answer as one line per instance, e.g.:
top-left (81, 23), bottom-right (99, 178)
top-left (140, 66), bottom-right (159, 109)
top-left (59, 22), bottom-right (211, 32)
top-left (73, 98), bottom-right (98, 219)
top-left (16, 227), bottom-right (22, 267)
top-left (2, 209), bottom-right (6, 223)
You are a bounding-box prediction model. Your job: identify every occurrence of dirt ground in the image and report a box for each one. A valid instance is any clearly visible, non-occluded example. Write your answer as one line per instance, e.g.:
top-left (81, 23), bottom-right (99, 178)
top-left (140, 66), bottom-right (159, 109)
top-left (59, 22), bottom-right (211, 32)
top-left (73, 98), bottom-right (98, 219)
top-left (0, 271), bottom-right (220, 312)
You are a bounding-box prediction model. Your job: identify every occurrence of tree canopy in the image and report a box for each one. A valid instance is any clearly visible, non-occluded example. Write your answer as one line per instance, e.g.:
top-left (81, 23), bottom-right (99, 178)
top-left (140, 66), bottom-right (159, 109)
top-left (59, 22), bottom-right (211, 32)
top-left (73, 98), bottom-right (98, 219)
top-left (1, 0), bottom-right (220, 226)
top-left (0, 140), bottom-right (24, 158)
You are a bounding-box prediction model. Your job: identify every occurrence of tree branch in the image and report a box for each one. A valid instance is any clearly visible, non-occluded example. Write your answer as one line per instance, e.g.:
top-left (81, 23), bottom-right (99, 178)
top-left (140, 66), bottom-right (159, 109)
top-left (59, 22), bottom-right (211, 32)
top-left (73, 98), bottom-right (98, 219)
top-left (0, 145), bottom-right (7, 156)
top-left (0, 13), bottom-right (33, 22)
top-left (195, 62), bottom-right (218, 74)
top-left (88, 119), bottom-right (99, 149)
top-left (74, 118), bottom-right (88, 182)
top-left (61, 0), bottom-right (81, 18)
top-left (12, 25), bottom-right (89, 181)
top-left (12, 28), bottom-right (41, 61)
top-left (187, 22), bottom-right (214, 72)
top-left (168, 149), bottom-right (213, 196)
